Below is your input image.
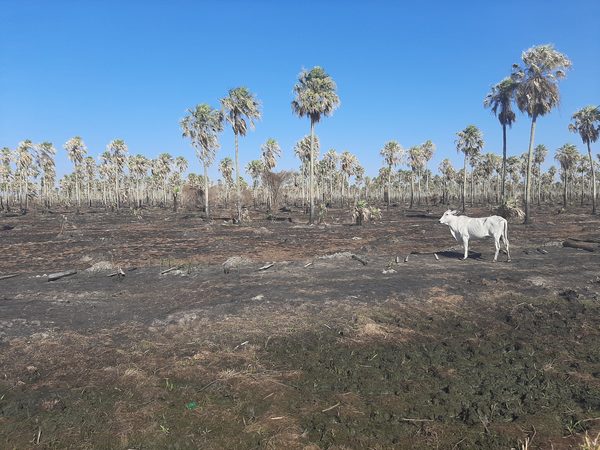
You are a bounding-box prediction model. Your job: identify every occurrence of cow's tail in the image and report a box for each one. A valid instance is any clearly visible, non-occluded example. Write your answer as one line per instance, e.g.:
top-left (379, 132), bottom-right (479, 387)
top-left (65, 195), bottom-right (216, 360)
top-left (502, 219), bottom-right (509, 244)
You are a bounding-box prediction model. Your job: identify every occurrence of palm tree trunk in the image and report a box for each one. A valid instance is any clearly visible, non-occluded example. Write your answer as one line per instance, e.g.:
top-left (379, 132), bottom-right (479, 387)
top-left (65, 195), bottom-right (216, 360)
top-left (309, 121), bottom-right (315, 224)
top-left (75, 170), bottom-right (80, 209)
top-left (501, 123), bottom-right (507, 203)
top-left (588, 142), bottom-right (597, 214)
top-left (387, 165), bottom-right (391, 210)
top-left (234, 132), bottom-right (241, 221)
top-left (563, 171), bottom-right (568, 208)
top-left (203, 163), bottom-right (210, 219)
top-left (524, 115), bottom-right (537, 224)
top-left (410, 173), bottom-right (414, 209)
top-left (462, 155), bottom-right (467, 212)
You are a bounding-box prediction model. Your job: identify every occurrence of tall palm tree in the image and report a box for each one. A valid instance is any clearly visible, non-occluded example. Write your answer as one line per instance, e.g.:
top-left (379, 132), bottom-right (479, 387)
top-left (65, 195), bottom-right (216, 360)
top-left (455, 125), bottom-right (484, 212)
top-left (533, 144), bottom-right (548, 206)
top-left (16, 140), bottom-right (34, 209)
top-left (438, 159), bottom-right (455, 205)
top-left (36, 142), bottom-right (56, 208)
top-left (175, 156), bottom-right (188, 175)
top-left (82, 156), bottom-right (96, 207)
top-left (323, 149), bottom-right (339, 204)
top-left (379, 141), bottom-right (403, 210)
top-left (261, 138), bottom-right (281, 172)
top-left (484, 77), bottom-right (518, 202)
top-left (219, 157), bottom-right (234, 207)
top-left (221, 87), bottom-right (261, 221)
top-left (64, 136), bottom-right (87, 209)
top-left (420, 140), bottom-right (435, 203)
top-left (340, 151), bottom-right (357, 207)
top-left (569, 105), bottom-right (600, 214)
top-left (513, 44), bottom-right (572, 223)
top-left (292, 66), bottom-right (340, 223)
top-left (555, 143), bottom-right (580, 207)
top-left (180, 104), bottom-right (224, 219)
top-left (0, 147), bottom-right (13, 210)
top-left (107, 139), bottom-right (128, 209)
top-left (408, 146), bottom-right (423, 208)
top-left (157, 153), bottom-right (173, 205)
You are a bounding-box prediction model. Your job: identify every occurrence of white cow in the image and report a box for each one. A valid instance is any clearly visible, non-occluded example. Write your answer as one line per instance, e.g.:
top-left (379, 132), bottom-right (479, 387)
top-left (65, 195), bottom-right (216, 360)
top-left (439, 210), bottom-right (511, 262)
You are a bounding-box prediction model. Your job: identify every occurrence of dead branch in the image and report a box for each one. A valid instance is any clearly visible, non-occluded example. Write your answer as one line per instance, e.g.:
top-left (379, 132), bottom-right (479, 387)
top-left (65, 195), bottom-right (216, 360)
top-left (322, 402), bottom-right (341, 412)
top-left (48, 270), bottom-right (77, 281)
top-left (351, 254), bottom-right (368, 265)
top-left (567, 237), bottom-right (600, 244)
top-left (0, 273), bottom-right (19, 281)
top-left (258, 263), bottom-right (274, 271)
top-left (160, 265), bottom-right (183, 274)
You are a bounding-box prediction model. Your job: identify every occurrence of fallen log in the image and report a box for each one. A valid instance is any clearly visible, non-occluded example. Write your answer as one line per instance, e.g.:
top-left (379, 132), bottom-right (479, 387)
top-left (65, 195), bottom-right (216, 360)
top-left (563, 239), bottom-right (596, 252)
top-left (0, 273), bottom-right (19, 281)
top-left (567, 237), bottom-right (600, 244)
top-left (351, 254), bottom-right (368, 266)
top-left (48, 270), bottom-right (77, 282)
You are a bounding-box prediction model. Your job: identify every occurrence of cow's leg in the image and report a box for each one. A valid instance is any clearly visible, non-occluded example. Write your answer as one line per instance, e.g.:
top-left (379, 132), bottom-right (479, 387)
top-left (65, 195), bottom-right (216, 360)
top-left (462, 237), bottom-right (469, 260)
top-left (493, 235), bottom-right (500, 262)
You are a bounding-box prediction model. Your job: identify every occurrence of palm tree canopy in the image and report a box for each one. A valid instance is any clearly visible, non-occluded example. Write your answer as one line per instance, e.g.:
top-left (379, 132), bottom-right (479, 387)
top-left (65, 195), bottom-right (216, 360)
top-left (219, 157), bottom-right (234, 184)
top-left (64, 136), bottom-right (87, 164)
top-left (513, 44), bottom-right (572, 118)
top-left (220, 87), bottom-right (261, 137)
top-left (340, 151), bottom-right (357, 176)
top-left (291, 66), bottom-right (340, 124)
top-left (554, 143), bottom-right (580, 172)
top-left (568, 105), bottom-right (600, 145)
top-left (261, 138), bottom-right (281, 171)
top-left (107, 139), bottom-right (128, 170)
top-left (180, 104), bottom-right (224, 166)
top-left (380, 141), bottom-right (403, 168)
top-left (294, 135), bottom-right (320, 163)
top-left (533, 144), bottom-right (548, 164)
top-left (455, 125), bottom-right (484, 158)
top-left (484, 77), bottom-right (518, 127)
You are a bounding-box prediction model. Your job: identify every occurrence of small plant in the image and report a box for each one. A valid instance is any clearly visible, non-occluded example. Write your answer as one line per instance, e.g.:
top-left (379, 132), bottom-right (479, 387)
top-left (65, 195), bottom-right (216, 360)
top-left (352, 200), bottom-right (381, 225)
top-left (580, 432), bottom-right (600, 450)
top-left (164, 378), bottom-right (175, 391)
top-left (495, 198), bottom-right (525, 221)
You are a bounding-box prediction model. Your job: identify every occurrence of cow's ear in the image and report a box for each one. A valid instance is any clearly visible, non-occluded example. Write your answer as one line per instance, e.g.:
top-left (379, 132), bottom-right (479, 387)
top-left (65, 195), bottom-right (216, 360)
top-left (451, 210), bottom-right (458, 215)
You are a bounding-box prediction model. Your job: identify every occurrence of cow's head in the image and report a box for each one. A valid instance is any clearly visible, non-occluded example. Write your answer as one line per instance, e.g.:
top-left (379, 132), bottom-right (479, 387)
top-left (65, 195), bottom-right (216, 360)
top-left (439, 209), bottom-right (458, 224)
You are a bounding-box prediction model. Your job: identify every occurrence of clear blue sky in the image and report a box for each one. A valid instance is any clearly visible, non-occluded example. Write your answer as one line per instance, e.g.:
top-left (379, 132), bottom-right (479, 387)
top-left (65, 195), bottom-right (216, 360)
top-left (1, 0), bottom-right (599, 181)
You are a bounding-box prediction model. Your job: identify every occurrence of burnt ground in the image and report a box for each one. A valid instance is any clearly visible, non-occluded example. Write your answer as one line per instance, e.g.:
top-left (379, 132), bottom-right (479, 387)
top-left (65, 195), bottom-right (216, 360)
top-left (0, 205), bottom-right (599, 449)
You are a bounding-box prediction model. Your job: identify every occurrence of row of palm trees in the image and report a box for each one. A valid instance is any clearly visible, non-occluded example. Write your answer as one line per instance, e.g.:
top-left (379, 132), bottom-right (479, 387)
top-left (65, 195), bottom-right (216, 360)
top-left (0, 134), bottom-right (597, 214)
top-left (2, 48), bottom-right (598, 219)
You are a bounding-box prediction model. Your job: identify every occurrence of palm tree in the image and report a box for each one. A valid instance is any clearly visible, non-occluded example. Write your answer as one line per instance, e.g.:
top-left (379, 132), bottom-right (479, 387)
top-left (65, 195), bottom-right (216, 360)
top-left (36, 142), bottom-right (56, 208)
top-left (83, 156), bottom-right (95, 207)
top-left (555, 143), bottom-right (579, 207)
top-left (157, 153), bottom-right (173, 205)
top-left (533, 144), bottom-right (548, 206)
top-left (16, 140), bottom-right (34, 209)
top-left (246, 159), bottom-right (264, 207)
top-left (380, 141), bottom-right (403, 209)
top-left (219, 157), bottom-right (234, 207)
top-left (513, 44), bottom-right (572, 223)
top-left (107, 139), bottom-right (128, 209)
top-left (408, 146), bottom-right (423, 208)
top-left (322, 149), bottom-right (339, 204)
top-left (64, 136), bottom-right (87, 209)
top-left (484, 77), bottom-right (518, 202)
top-left (420, 140), bottom-right (435, 203)
top-left (180, 104), bottom-right (224, 219)
top-left (294, 135), bottom-right (320, 208)
top-left (175, 156), bottom-right (188, 175)
top-left (569, 105), bottom-right (600, 214)
top-left (0, 147), bottom-right (13, 210)
top-left (438, 159), bottom-right (455, 205)
top-left (292, 66), bottom-right (340, 224)
top-left (261, 138), bottom-right (281, 172)
top-left (340, 151), bottom-right (357, 207)
top-left (455, 125), bottom-right (484, 212)
top-left (129, 154), bottom-right (150, 207)
top-left (221, 87), bottom-right (261, 221)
